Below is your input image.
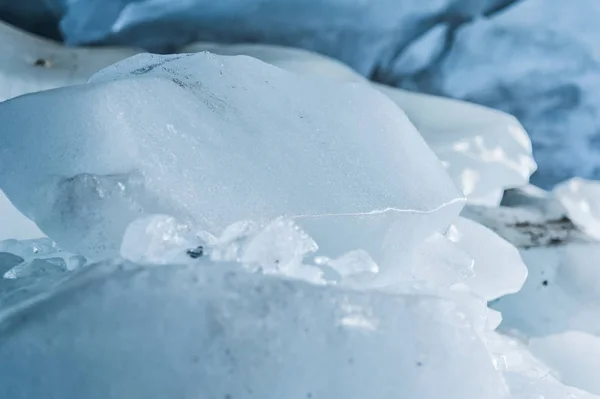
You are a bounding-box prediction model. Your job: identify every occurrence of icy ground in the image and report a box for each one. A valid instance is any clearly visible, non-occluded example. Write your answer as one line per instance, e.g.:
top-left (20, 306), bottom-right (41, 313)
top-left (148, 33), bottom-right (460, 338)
top-left (1, 22), bottom-right (600, 399)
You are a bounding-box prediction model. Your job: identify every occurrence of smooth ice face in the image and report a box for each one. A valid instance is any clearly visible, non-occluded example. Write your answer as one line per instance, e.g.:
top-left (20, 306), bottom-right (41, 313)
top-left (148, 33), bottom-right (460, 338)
top-left (0, 52), bottom-right (463, 261)
top-left (448, 217), bottom-right (527, 301)
top-left (0, 261), bottom-right (510, 399)
top-left (375, 85), bottom-right (536, 206)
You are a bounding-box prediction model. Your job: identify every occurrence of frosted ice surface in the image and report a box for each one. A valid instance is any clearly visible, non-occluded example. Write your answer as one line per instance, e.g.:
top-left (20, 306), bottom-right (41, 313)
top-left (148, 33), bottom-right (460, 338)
top-left (184, 42), bottom-right (536, 206)
top-left (530, 331), bottom-right (600, 396)
top-left (553, 178), bottom-right (600, 240)
top-left (0, 261), bottom-right (510, 399)
top-left (0, 52), bottom-right (463, 263)
top-left (0, 25), bottom-right (534, 208)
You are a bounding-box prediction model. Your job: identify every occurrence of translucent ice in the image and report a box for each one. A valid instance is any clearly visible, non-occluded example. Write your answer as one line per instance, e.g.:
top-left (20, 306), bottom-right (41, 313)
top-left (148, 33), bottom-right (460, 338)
top-left (0, 52), bottom-right (463, 265)
top-left (449, 217), bottom-right (527, 301)
top-left (0, 24), bottom-right (534, 207)
top-left (186, 42), bottom-right (537, 206)
top-left (0, 261), bottom-right (510, 399)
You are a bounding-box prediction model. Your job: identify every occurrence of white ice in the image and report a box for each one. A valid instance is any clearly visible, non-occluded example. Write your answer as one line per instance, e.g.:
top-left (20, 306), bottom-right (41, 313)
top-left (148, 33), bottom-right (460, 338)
top-left (0, 52), bottom-right (463, 263)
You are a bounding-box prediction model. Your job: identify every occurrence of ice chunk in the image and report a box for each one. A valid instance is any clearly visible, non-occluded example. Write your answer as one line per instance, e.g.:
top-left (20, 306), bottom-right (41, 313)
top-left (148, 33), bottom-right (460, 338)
top-left (0, 26), bottom-right (534, 207)
top-left (553, 178), bottom-right (600, 240)
top-left (400, 0), bottom-right (600, 188)
top-left (182, 42), bottom-right (537, 206)
top-left (315, 250), bottom-right (379, 282)
top-left (0, 252), bottom-right (24, 275)
top-left (120, 214), bottom-right (200, 265)
top-left (410, 232), bottom-right (475, 291)
top-left (0, 260), bottom-right (510, 399)
top-left (486, 331), bottom-right (600, 399)
top-left (3, 257), bottom-right (67, 279)
top-left (449, 217), bottom-right (527, 301)
top-left (0, 52), bottom-right (463, 265)
top-left (55, 0), bottom-right (500, 75)
top-left (0, 238), bottom-right (88, 279)
top-left (530, 331), bottom-right (600, 396)
top-left (376, 84), bottom-right (536, 206)
top-left (0, 21), bottom-right (139, 102)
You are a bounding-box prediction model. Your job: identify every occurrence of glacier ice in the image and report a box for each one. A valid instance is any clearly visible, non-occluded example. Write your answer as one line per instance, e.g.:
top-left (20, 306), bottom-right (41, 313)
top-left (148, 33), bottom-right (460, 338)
top-left (0, 15), bottom-right (597, 399)
top-left (0, 22), bottom-right (536, 206)
top-left (447, 217), bottom-right (527, 301)
top-left (0, 52), bottom-right (463, 264)
top-left (396, 0), bottom-right (600, 188)
top-left (0, 261), bottom-right (511, 399)
top-left (52, 0), bottom-right (505, 74)
top-left (184, 41), bottom-right (537, 206)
